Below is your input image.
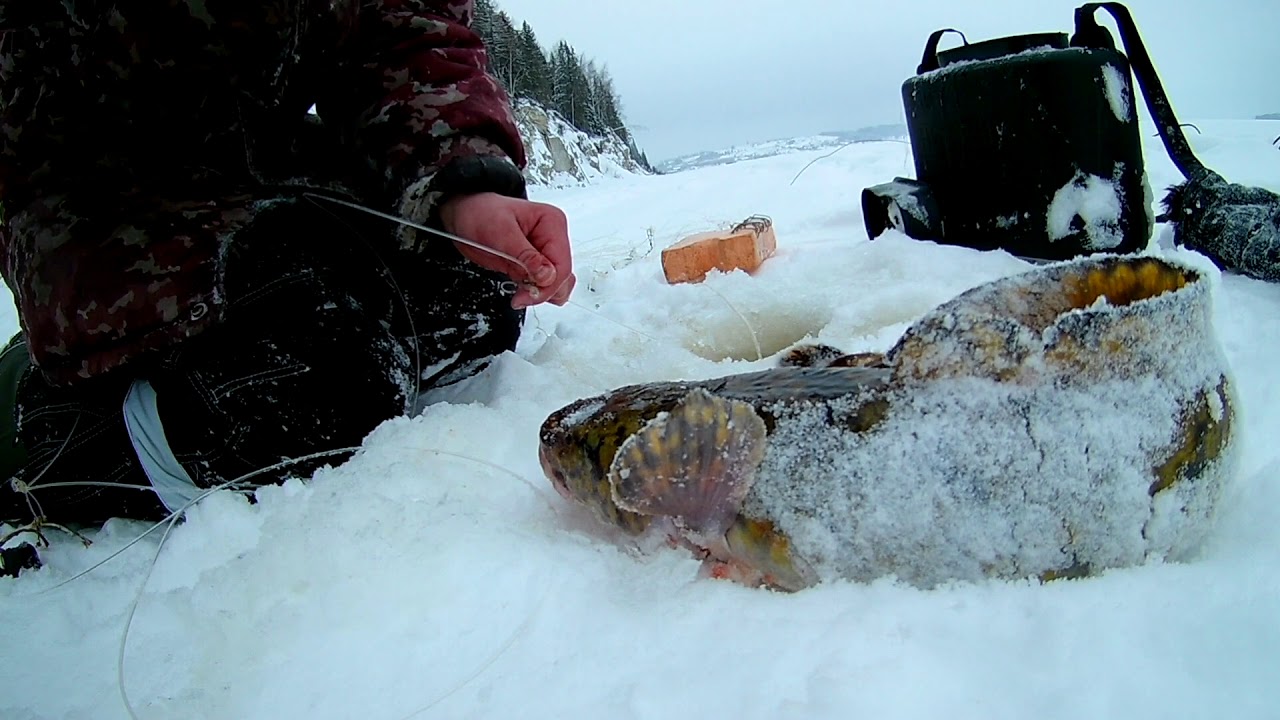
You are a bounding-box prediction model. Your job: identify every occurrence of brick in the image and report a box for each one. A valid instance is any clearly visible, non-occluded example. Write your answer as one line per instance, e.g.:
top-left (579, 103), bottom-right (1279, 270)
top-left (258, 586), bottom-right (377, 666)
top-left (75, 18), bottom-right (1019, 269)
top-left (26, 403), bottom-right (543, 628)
top-left (660, 217), bottom-right (777, 284)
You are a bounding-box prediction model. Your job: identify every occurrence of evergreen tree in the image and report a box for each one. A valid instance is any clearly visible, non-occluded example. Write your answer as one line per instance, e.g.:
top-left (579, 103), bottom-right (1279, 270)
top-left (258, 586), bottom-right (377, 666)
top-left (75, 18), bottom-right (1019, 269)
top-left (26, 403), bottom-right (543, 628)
top-left (469, 2), bottom-right (651, 168)
top-left (568, 56), bottom-right (592, 133)
top-left (473, 0), bottom-right (497, 64)
top-left (550, 41), bottom-right (580, 125)
top-left (582, 60), bottom-right (608, 134)
top-left (515, 22), bottom-right (553, 105)
top-left (487, 11), bottom-right (519, 92)
top-left (585, 63), bottom-right (625, 137)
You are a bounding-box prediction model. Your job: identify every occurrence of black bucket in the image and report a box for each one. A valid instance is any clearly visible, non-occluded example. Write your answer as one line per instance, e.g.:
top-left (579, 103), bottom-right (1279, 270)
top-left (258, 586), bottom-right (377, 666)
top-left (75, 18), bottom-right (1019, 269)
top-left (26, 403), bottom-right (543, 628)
top-left (864, 30), bottom-right (1151, 260)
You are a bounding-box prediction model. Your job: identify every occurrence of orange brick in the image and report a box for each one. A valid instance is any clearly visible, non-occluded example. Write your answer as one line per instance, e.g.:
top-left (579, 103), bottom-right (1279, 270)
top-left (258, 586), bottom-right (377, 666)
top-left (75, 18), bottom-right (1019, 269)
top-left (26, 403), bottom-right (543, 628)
top-left (660, 220), bottom-right (777, 284)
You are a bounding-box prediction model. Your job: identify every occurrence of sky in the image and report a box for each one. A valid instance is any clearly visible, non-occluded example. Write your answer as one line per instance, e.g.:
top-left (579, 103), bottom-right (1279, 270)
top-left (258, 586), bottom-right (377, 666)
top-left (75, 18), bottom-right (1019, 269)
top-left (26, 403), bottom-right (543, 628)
top-left (497, 0), bottom-right (1280, 162)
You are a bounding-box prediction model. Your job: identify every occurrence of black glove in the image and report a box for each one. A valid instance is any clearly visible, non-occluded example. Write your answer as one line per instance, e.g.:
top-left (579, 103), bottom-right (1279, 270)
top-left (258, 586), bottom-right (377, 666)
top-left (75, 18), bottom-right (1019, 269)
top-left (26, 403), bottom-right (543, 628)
top-left (1164, 173), bottom-right (1280, 283)
top-left (0, 542), bottom-right (40, 578)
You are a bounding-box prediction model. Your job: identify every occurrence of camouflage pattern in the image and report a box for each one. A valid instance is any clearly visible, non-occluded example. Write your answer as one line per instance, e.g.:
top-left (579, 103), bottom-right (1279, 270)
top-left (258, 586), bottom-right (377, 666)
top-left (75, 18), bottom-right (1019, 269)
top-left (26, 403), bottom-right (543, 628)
top-left (0, 0), bottom-right (526, 384)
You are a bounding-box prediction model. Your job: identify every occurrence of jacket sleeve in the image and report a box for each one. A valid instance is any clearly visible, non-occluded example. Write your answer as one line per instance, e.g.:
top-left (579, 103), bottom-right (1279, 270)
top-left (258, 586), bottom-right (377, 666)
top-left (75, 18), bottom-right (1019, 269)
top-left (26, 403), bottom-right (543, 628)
top-left (319, 0), bottom-right (528, 243)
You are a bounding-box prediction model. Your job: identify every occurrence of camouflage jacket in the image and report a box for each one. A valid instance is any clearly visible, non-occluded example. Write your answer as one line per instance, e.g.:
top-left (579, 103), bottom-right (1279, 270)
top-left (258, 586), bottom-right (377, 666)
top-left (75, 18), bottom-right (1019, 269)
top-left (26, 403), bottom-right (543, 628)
top-left (0, 0), bottom-right (528, 384)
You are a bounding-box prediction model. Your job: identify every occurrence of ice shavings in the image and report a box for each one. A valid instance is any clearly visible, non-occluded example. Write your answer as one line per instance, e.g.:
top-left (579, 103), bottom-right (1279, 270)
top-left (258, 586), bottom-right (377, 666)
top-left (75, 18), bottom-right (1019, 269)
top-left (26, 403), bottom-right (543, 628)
top-left (741, 257), bottom-right (1239, 589)
top-left (1101, 63), bottom-right (1132, 123)
top-left (1047, 171), bottom-right (1124, 249)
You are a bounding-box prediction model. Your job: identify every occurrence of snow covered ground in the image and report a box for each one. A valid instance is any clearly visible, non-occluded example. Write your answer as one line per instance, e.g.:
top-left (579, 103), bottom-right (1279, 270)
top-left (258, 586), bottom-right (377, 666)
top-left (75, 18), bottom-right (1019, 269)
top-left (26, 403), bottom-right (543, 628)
top-left (2, 119), bottom-right (1279, 719)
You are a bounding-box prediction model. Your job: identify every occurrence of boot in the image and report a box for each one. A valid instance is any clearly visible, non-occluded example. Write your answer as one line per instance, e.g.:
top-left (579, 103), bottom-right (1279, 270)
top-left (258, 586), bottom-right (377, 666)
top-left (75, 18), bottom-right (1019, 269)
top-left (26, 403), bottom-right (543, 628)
top-left (0, 334), bottom-right (30, 518)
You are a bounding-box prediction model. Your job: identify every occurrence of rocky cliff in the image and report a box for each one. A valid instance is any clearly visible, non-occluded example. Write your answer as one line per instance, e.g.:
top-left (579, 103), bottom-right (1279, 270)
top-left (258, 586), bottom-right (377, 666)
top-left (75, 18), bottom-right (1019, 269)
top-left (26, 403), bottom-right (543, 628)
top-left (513, 100), bottom-right (650, 187)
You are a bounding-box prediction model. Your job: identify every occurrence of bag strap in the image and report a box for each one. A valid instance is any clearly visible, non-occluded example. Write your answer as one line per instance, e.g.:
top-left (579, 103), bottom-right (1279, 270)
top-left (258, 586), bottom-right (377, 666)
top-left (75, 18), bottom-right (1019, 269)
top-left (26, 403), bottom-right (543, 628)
top-left (917, 28), bottom-right (968, 74)
top-left (1071, 2), bottom-right (1208, 181)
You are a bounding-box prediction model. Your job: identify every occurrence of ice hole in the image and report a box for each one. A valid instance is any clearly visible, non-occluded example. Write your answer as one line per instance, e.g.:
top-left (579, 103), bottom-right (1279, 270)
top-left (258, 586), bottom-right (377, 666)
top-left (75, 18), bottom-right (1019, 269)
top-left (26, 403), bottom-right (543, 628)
top-left (680, 304), bottom-right (834, 362)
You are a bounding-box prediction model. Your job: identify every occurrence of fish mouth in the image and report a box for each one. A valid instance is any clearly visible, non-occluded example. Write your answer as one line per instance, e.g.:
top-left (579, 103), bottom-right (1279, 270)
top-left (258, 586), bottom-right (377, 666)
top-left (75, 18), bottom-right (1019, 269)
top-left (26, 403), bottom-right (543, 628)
top-left (538, 441), bottom-right (573, 500)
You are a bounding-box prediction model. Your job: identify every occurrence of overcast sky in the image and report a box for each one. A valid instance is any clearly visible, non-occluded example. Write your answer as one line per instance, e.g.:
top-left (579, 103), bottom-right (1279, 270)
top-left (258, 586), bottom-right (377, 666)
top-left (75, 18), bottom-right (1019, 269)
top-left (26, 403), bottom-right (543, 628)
top-left (497, 0), bottom-right (1280, 162)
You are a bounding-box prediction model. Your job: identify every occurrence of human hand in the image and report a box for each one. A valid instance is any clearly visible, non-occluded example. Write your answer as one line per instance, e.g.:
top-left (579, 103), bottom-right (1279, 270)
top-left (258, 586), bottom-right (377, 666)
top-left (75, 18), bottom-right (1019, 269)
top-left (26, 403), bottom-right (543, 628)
top-left (438, 192), bottom-right (575, 309)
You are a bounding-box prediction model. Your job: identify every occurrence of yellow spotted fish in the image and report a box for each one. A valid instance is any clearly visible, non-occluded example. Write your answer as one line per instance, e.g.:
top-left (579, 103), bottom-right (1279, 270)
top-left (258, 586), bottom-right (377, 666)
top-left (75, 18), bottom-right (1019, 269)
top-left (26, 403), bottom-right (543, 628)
top-left (538, 255), bottom-right (1239, 591)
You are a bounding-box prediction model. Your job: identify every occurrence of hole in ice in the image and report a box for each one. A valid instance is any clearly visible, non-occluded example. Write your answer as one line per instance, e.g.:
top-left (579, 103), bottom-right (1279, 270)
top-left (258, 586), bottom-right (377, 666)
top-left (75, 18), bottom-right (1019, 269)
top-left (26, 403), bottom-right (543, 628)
top-left (679, 303), bottom-right (834, 362)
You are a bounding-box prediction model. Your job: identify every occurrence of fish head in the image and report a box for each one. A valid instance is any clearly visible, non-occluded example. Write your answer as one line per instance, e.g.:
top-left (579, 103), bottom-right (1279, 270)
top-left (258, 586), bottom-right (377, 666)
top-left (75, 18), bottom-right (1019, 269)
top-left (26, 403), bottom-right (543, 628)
top-left (537, 392), bottom-right (657, 535)
top-left (540, 383), bottom-right (819, 591)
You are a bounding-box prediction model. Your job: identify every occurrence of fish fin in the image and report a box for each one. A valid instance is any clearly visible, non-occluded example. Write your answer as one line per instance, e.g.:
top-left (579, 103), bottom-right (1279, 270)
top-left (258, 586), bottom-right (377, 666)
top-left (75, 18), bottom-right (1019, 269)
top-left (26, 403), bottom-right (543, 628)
top-left (778, 343), bottom-right (848, 368)
top-left (723, 518), bottom-right (817, 591)
top-left (780, 343), bottom-right (888, 369)
top-left (826, 351), bottom-right (889, 369)
top-left (609, 388), bottom-right (767, 537)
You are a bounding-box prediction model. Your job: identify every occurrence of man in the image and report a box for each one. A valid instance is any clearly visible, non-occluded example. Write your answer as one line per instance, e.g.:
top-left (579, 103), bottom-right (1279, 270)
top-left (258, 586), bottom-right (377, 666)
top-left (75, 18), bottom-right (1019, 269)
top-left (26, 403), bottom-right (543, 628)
top-left (0, 0), bottom-right (575, 561)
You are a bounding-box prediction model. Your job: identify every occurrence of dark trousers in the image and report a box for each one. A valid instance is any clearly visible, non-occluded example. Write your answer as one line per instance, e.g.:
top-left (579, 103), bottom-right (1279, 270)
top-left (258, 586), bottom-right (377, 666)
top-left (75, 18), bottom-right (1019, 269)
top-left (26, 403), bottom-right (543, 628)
top-left (1, 198), bottom-right (522, 524)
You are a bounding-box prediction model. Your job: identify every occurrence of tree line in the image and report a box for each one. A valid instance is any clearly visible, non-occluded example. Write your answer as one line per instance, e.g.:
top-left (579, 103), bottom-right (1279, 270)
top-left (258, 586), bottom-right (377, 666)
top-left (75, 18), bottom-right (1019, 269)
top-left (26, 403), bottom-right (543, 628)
top-left (473, 0), bottom-right (653, 171)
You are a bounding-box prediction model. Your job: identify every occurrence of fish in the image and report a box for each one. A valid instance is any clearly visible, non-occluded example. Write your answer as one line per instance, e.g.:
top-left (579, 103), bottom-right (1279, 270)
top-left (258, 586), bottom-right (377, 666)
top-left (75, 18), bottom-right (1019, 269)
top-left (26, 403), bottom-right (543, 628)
top-left (538, 255), bottom-right (1239, 591)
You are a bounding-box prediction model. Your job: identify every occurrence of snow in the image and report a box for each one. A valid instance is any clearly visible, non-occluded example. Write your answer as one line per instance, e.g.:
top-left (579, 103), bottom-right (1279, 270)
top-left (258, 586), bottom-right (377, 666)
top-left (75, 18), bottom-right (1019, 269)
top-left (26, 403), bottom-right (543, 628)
top-left (915, 45), bottom-right (1083, 84)
top-left (3, 120), bottom-right (1279, 719)
top-left (1046, 170), bottom-right (1125, 249)
top-left (1101, 63), bottom-right (1133, 123)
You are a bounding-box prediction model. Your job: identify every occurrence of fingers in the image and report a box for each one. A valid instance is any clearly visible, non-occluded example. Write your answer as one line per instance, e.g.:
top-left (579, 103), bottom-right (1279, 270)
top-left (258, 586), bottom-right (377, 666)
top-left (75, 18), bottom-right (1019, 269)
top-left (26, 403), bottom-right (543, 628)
top-left (543, 271), bottom-right (575, 307)
top-left (524, 204), bottom-right (572, 280)
top-left (513, 202), bottom-right (574, 308)
top-left (440, 193), bottom-right (575, 309)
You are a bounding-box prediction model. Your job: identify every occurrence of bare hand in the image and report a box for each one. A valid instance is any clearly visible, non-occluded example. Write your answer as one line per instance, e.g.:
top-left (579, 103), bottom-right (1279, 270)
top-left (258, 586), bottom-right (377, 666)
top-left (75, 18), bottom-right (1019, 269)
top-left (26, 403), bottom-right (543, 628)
top-left (438, 192), bottom-right (576, 309)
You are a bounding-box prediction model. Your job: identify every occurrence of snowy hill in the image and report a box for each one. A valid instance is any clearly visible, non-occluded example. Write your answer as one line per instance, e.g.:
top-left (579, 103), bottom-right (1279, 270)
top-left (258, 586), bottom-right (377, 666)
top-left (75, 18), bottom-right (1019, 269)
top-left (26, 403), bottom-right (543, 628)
top-left (656, 123), bottom-right (908, 174)
top-left (514, 99), bottom-right (649, 188)
top-left (2, 120), bottom-right (1279, 719)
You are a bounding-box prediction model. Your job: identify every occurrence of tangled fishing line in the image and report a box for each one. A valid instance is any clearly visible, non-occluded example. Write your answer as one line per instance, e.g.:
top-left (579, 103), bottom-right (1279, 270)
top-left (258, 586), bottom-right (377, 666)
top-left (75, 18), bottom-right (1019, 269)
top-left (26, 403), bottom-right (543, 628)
top-left (10, 443), bottom-right (560, 720)
top-left (5, 195), bottom-right (769, 718)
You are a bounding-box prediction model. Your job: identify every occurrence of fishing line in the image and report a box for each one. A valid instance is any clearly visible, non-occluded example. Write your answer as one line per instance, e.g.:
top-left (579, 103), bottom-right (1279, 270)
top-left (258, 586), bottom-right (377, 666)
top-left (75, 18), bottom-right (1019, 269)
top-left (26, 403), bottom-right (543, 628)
top-left (392, 448), bottom-right (560, 720)
top-left (1, 414), bottom-right (91, 551)
top-left (321, 195), bottom-right (673, 346)
top-left (789, 142), bottom-right (856, 185)
top-left (16, 480), bottom-right (155, 492)
top-left (415, 448), bottom-right (562, 521)
top-left (788, 137), bottom-right (912, 186)
top-left (14, 444), bottom-right (361, 720)
top-left (84, 443), bottom-right (552, 720)
top-left (8, 186), bottom-right (561, 714)
top-left (699, 283), bottom-right (763, 361)
top-left (302, 195), bottom-right (427, 405)
top-left (11, 413), bottom-right (83, 525)
top-left (108, 446), bottom-right (365, 720)
top-left (302, 194), bottom-right (768, 363)
top-left (117, 506), bottom-right (183, 720)
top-left (558, 299), bottom-right (667, 345)
top-left (32, 447), bottom-right (361, 596)
top-left (304, 193), bottom-right (542, 299)
top-left (111, 443), bottom-right (565, 720)
top-left (11, 445), bottom-right (363, 716)
top-left (395, 588), bottom-right (549, 720)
